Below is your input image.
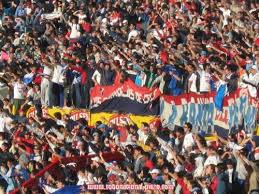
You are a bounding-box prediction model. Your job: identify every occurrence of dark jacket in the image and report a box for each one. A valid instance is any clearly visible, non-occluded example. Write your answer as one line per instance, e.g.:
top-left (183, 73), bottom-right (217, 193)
top-left (93, 164), bottom-right (107, 183)
top-left (100, 69), bottom-right (115, 86)
top-left (216, 172), bottom-right (228, 194)
top-left (225, 73), bottom-right (238, 94)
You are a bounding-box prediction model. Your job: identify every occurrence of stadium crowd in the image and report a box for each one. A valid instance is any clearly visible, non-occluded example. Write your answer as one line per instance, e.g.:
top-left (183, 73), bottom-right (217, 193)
top-left (0, 0), bottom-right (258, 193)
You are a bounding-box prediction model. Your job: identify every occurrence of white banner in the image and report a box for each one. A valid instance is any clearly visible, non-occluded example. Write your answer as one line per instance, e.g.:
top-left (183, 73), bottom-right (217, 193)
top-left (160, 89), bottom-right (258, 133)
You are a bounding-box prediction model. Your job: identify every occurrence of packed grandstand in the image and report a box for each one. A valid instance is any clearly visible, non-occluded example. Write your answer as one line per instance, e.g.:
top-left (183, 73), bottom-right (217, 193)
top-left (0, 0), bottom-right (258, 194)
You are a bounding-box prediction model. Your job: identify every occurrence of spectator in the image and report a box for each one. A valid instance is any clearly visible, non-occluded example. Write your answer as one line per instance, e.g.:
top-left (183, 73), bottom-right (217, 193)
top-left (242, 65), bottom-right (259, 97)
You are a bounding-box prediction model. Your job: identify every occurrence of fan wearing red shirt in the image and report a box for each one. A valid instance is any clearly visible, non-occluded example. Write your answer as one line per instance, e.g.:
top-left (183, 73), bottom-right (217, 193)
top-left (172, 172), bottom-right (192, 194)
top-left (143, 152), bottom-right (154, 169)
top-left (33, 67), bottom-right (43, 85)
top-left (205, 164), bottom-right (218, 194)
top-left (177, 176), bottom-right (192, 194)
top-left (69, 64), bottom-right (87, 86)
top-left (15, 132), bottom-right (35, 155)
top-left (81, 18), bottom-right (92, 33)
top-left (160, 50), bottom-right (169, 64)
top-left (116, 124), bottom-right (128, 143)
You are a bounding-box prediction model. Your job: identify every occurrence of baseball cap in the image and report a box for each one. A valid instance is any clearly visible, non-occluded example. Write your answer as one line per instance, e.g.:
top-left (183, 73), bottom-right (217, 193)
top-left (251, 65), bottom-right (258, 71)
top-left (91, 156), bottom-right (101, 162)
top-left (97, 124), bottom-right (106, 129)
top-left (93, 132), bottom-right (99, 137)
top-left (149, 169), bottom-right (160, 174)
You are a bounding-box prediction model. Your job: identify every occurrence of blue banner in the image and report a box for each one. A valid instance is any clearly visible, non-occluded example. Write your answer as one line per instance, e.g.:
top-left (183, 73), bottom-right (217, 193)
top-left (160, 89), bottom-right (258, 133)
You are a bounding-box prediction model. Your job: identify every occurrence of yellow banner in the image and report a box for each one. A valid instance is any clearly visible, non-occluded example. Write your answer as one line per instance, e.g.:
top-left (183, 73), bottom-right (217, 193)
top-left (26, 107), bottom-right (159, 127)
top-left (26, 107), bottom-right (90, 121)
top-left (90, 112), bottom-right (159, 127)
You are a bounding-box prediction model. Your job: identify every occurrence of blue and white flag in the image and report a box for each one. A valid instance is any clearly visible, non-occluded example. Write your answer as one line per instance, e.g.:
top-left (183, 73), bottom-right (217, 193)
top-left (214, 81), bottom-right (228, 111)
top-left (23, 73), bottom-right (34, 85)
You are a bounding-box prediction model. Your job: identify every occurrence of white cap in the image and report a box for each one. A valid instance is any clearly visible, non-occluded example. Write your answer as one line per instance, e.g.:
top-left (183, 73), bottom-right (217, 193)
top-left (102, 18), bottom-right (108, 24)
top-left (251, 65), bottom-right (258, 71)
top-left (15, 164), bottom-right (22, 171)
top-left (91, 156), bottom-right (101, 162)
top-left (149, 169), bottom-right (160, 174)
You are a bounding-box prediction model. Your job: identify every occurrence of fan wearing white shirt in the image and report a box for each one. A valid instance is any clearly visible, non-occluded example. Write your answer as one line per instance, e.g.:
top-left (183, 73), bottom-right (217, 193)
top-left (152, 23), bottom-right (164, 41)
top-left (137, 122), bottom-right (151, 145)
top-left (41, 58), bottom-right (53, 107)
top-left (242, 65), bottom-right (259, 97)
top-left (12, 77), bottom-right (26, 115)
top-left (0, 109), bottom-right (13, 133)
top-left (92, 62), bottom-right (104, 86)
top-left (187, 64), bottom-right (198, 93)
top-left (77, 169), bottom-right (94, 185)
top-left (204, 146), bottom-right (221, 167)
top-left (199, 64), bottom-right (212, 93)
top-left (127, 24), bottom-right (139, 42)
top-left (182, 122), bottom-right (195, 154)
top-left (68, 18), bottom-right (81, 40)
top-left (51, 59), bottom-right (67, 107)
top-left (92, 69), bottom-right (101, 85)
top-left (219, 3), bottom-right (231, 27)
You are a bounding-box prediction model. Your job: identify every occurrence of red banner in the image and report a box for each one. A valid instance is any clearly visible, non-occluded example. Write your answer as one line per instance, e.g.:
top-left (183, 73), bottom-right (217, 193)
top-left (90, 79), bottom-right (161, 107)
top-left (163, 89), bottom-right (258, 108)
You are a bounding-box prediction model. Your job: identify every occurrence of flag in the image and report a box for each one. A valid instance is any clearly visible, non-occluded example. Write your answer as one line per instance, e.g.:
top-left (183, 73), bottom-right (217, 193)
top-left (23, 73), bottom-right (34, 85)
top-left (214, 81), bottom-right (227, 111)
top-left (90, 79), bottom-right (161, 115)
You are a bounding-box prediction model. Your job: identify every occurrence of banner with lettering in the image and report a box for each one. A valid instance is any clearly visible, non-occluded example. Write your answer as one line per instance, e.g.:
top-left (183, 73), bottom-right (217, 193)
top-left (90, 79), bottom-right (161, 115)
top-left (26, 107), bottom-right (90, 121)
top-left (90, 112), bottom-right (160, 128)
top-left (26, 107), bottom-right (159, 128)
top-left (160, 89), bottom-right (258, 133)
